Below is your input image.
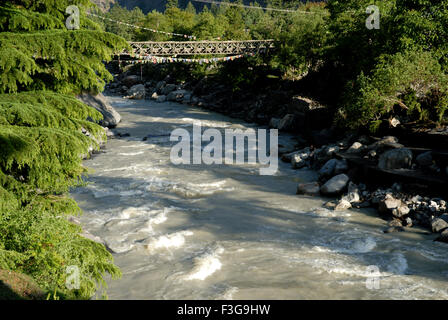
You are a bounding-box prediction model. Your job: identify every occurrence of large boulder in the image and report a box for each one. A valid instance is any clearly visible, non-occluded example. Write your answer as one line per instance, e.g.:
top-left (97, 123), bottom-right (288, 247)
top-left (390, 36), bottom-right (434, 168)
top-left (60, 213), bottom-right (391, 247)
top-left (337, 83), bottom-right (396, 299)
top-left (296, 182), bottom-right (320, 196)
top-left (291, 149), bottom-right (311, 169)
top-left (431, 214), bottom-right (448, 233)
top-left (167, 89), bottom-right (188, 102)
top-left (277, 114), bottom-right (296, 131)
top-left (378, 148), bottom-right (413, 170)
top-left (161, 83), bottom-right (177, 95)
top-left (127, 84), bottom-right (146, 100)
top-left (121, 75), bottom-right (140, 87)
top-left (416, 151), bottom-right (433, 167)
top-left (319, 159), bottom-right (347, 177)
top-left (77, 92), bottom-right (121, 128)
top-left (320, 174), bottom-right (350, 196)
top-left (156, 95), bottom-right (167, 103)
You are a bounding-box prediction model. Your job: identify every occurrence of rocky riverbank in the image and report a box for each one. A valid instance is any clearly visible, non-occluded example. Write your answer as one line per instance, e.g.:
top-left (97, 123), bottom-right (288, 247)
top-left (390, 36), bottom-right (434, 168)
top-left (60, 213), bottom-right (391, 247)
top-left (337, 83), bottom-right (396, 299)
top-left (104, 70), bottom-right (448, 243)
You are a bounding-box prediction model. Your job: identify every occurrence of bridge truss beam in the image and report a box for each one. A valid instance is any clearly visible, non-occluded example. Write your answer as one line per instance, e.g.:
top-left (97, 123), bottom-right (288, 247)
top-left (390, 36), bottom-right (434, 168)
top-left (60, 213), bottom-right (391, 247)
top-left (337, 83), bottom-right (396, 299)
top-left (123, 40), bottom-right (275, 57)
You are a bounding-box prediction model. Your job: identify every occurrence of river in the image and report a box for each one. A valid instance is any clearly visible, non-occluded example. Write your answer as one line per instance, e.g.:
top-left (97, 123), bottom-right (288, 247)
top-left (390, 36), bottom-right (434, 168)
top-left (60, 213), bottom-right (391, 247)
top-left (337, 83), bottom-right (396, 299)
top-left (71, 96), bottom-right (448, 300)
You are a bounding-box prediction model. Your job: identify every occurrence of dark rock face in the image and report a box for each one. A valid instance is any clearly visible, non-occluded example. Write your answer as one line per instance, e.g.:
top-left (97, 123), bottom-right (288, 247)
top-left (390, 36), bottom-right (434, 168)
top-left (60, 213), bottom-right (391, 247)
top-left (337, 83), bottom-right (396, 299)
top-left (320, 174), bottom-right (349, 196)
top-left (77, 92), bottom-right (121, 128)
top-left (296, 182), bottom-right (320, 196)
top-left (431, 214), bottom-right (448, 233)
top-left (378, 148), bottom-right (413, 170)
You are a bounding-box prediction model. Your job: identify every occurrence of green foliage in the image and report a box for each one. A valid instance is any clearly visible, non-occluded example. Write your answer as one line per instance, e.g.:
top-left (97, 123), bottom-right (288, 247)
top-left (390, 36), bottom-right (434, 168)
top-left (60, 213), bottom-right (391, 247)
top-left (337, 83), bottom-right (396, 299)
top-left (339, 50), bottom-right (448, 130)
top-left (0, 0), bottom-right (127, 299)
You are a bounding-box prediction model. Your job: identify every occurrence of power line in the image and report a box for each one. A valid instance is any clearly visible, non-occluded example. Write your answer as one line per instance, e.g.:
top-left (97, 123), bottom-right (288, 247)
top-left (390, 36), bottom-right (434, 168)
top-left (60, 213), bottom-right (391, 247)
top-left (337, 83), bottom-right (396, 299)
top-left (192, 0), bottom-right (321, 14)
top-left (88, 12), bottom-right (197, 39)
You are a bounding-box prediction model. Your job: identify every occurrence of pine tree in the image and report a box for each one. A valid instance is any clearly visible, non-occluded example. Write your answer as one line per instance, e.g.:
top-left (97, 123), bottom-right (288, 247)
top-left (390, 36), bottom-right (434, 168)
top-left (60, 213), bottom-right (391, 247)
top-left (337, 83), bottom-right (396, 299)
top-left (0, 1), bottom-right (127, 299)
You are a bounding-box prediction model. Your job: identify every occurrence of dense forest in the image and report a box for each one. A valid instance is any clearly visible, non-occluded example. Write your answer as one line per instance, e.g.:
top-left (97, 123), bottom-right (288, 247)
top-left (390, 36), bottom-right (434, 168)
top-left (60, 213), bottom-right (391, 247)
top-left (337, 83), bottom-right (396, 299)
top-left (93, 0), bottom-right (448, 132)
top-left (0, 0), bottom-right (447, 299)
top-left (0, 0), bottom-right (127, 299)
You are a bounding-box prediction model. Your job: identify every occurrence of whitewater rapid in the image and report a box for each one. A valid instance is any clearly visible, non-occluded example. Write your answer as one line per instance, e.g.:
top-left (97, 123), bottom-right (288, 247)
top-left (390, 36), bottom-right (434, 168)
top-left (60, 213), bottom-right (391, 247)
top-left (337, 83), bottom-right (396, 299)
top-left (71, 96), bottom-right (448, 300)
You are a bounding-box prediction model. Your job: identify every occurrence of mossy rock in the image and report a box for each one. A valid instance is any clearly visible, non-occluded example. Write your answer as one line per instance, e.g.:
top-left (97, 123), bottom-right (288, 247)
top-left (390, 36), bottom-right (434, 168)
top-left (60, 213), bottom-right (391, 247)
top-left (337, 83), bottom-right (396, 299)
top-left (0, 269), bottom-right (46, 300)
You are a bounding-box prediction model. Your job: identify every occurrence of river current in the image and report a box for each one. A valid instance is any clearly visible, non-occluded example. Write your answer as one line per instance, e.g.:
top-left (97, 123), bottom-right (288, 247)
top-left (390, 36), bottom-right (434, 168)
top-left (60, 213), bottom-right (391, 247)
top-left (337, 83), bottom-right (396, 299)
top-left (71, 96), bottom-right (448, 299)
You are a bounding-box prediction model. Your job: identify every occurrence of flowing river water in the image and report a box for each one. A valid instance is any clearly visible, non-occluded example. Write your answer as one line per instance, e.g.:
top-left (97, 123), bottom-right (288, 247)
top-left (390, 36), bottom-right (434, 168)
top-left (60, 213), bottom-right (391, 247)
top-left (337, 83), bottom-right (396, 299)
top-left (71, 96), bottom-right (448, 299)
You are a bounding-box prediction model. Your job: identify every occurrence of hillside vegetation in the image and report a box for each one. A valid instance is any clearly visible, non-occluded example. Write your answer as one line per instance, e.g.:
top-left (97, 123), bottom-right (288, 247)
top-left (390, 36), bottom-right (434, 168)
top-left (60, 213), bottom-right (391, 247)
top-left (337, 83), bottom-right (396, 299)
top-left (95, 0), bottom-right (448, 132)
top-left (0, 1), bottom-right (127, 299)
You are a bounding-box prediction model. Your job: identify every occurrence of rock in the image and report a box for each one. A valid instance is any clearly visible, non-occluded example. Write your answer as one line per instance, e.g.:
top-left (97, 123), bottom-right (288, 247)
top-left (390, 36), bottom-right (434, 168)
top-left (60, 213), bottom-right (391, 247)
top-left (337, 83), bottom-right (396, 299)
top-left (320, 174), bottom-right (350, 196)
top-left (77, 92), bottom-right (121, 128)
top-left (277, 114), bottom-right (296, 131)
top-left (404, 217), bottom-right (413, 227)
top-left (156, 95), bottom-right (167, 103)
top-left (167, 89), bottom-right (188, 102)
top-left (353, 201), bottom-right (371, 208)
top-left (296, 182), bottom-right (320, 196)
top-left (161, 83), bottom-right (177, 95)
top-left (416, 151), bottom-right (433, 167)
top-left (324, 201), bottom-right (337, 209)
top-left (431, 214), bottom-right (448, 233)
top-left (378, 194), bottom-right (402, 214)
top-left (291, 150), bottom-right (311, 169)
top-left (392, 205), bottom-right (410, 218)
top-left (288, 95), bottom-right (324, 114)
top-left (81, 230), bottom-right (105, 245)
top-left (388, 219), bottom-right (403, 227)
top-left (389, 117), bottom-right (401, 128)
top-left (435, 229), bottom-right (448, 243)
top-left (383, 226), bottom-right (405, 233)
top-left (335, 199), bottom-right (352, 211)
top-left (346, 142), bottom-right (364, 154)
top-left (378, 148), bottom-right (413, 170)
top-left (319, 159), bottom-right (347, 177)
top-left (155, 80), bottom-right (166, 92)
top-left (127, 84), bottom-right (146, 100)
top-left (182, 93), bottom-right (192, 104)
top-left (151, 92), bottom-right (159, 100)
top-left (319, 159), bottom-right (338, 177)
top-left (269, 118), bottom-right (281, 129)
top-left (121, 75), bottom-right (140, 87)
top-left (368, 136), bottom-right (404, 151)
top-left (343, 182), bottom-right (360, 203)
top-left (313, 145), bottom-right (340, 166)
top-left (283, 148), bottom-right (310, 162)
top-left (334, 159), bottom-right (348, 175)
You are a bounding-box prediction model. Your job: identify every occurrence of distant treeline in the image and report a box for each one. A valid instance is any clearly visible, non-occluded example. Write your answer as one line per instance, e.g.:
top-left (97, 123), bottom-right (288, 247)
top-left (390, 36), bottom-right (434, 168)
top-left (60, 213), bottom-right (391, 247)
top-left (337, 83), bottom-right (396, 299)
top-left (93, 0), bottom-right (448, 132)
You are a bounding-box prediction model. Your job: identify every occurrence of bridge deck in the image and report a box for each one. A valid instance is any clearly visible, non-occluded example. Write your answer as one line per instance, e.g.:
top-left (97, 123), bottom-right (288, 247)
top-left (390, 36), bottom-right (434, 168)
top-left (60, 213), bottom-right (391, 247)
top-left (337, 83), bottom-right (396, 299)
top-left (123, 40), bottom-right (275, 56)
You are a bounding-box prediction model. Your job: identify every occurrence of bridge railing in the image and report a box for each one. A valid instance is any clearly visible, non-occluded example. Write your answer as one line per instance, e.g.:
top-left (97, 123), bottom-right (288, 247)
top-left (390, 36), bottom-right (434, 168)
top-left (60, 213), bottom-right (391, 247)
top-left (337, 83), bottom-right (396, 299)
top-left (122, 40), bottom-right (275, 56)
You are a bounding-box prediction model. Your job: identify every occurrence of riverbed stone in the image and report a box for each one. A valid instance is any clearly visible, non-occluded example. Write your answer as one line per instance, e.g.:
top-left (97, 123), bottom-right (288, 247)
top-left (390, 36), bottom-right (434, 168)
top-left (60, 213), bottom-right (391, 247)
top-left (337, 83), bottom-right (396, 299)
top-left (277, 114), bottom-right (296, 131)
top-left (320, 174), bottom-right (350, 195)
top-left (296, 182), bottom-right (320, 196)
top-left (343, 182), bottom-right (360, 203)
top-left (431, 214), bottom-right (448, 233)
top-left (156, 95), bottom-right (167, 103)
top-left (378, 148), bottom-right (413, 170)
top-left (122, 75), bottom-right (140, 87)
top-left (378, 194), bottom-right (402, 213)
top-left (161, 83), bottom-right (177, 95)
top-left (292, 151), bottom-right (311, 169)
top-left (77, 92), bottom-right (121, 128)
top-left (167, 89), bottom-right (188, 102)
top-left (416, 151), bottom-right (433, 167)
top-left (335, 199), bottom-right (352, 211)
top-left (127, 84), bottom-right (146, 100)
top-left (346, 142), bottom-right (364, 154)
top-left (269, 117), bottom-right (281, 129)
